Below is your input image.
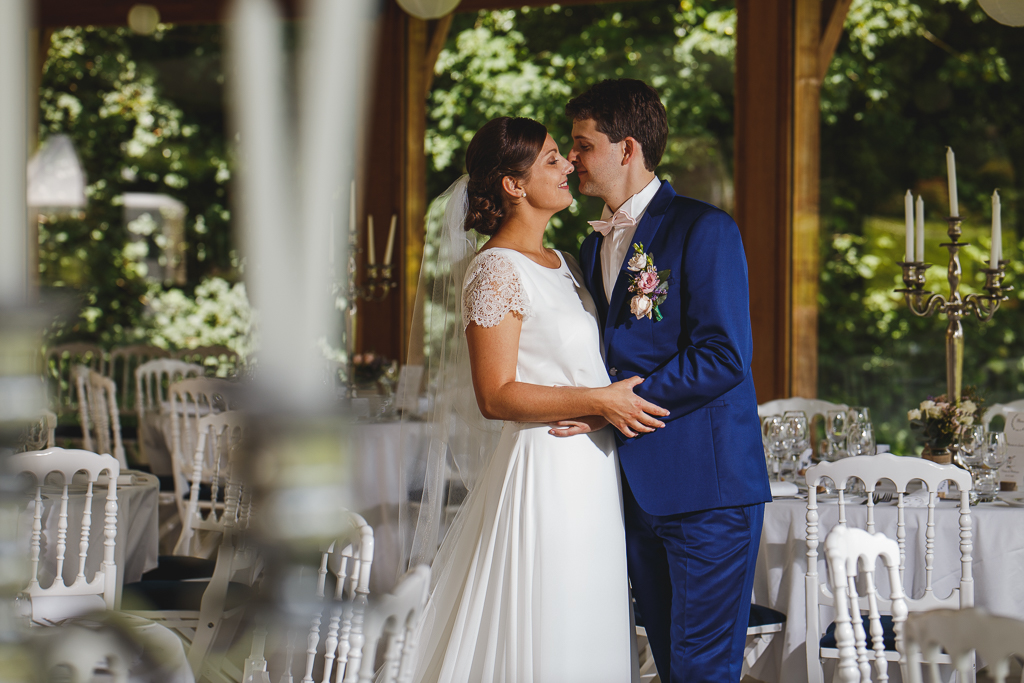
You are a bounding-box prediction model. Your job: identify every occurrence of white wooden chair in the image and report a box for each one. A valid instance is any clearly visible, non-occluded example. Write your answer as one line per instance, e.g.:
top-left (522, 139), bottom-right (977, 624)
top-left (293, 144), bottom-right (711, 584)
top-left (758, 397), bottom-right (849, 420)
top-left (168, 377), bottom-right (236, 531)
top-left (905, 607), bottom-right (1024, 683)
top-left (175, 345), bottom-right (243, 378)
top-left (174, 411), bottom-right (247, 558)
top-left (75, 366), bottom-right (128, 470)
top-left (42, 342), bottom-right (107, 415)
top-left (244, 512), bottom-right (375, 683)
top-left (982, 399), bottom-right (1024, 431)
top-left (13, 448), bottom-right (120, 623)
top-left (805, 453), bottom-right (974, 683)
top-left (362, 564), bottom-right (431, 683)
top-left (823, 525), bottom-right (908, 683)
top-left (108, 344), bottom-right (172, 415)
top-left (122, 415), bottom-right (254, 682)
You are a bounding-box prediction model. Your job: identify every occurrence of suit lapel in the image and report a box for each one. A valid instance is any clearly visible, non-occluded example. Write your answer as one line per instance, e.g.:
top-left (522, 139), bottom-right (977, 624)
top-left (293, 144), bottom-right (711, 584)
top-left (604, 182), bottom-right (676, 350)
top-left (582, 232), bottom-right (608, 322)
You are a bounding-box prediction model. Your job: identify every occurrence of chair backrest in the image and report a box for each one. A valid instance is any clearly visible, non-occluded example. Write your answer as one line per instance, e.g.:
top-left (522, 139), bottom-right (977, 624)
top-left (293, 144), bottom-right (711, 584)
top-left (981, 399), bottom-right (1024, 431)
top-left (76, 368), bottom-right (127, 470)
top-left (805, 454), bottom-right (974, 682)
top-left (758, 397), bottom-right (849, 420)
top-left (167, 378), bottom-right (236, 521)
top-left (134, 358), bottom-right (204, 421)
top-left (175, 345), bottom-right (243, 378)
top-left (905, 608), bottom-right (1024, 683)
top-left (108, 345), bottom-right (172, 414)
top-left (173, 411), bottom-right (247, 557)
top-left (12, 448), bottom-right (120, 616)
top-left (361, 564), bottom-right (431, 683)
top-left (43, 343), bottom-right (107, 414)
top-left (243, 512), bottom-right (375, 683)
top-left (824, 525), bottom-right (908, 683)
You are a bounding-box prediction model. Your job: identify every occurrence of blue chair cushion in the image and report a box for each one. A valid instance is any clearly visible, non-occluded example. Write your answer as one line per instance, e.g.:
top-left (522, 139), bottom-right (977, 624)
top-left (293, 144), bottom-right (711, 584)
top-left (821, 615), bottom-right (896, 651)
top-left (749, 604), bottom-right (787, 628)
top-left (121, 579), bottom-right (254, 612)
top-left (141, 555), bottom-right (217, 581)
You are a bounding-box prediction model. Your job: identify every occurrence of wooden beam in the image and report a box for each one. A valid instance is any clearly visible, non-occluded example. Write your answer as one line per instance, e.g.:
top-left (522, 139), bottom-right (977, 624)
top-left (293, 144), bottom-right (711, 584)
top-left (818, 0), bottom-right (853, 80)
top-left (734, 0), bottom-right (793, 403)
top-left (791, 0), bottom-right (823, 399)
top-left (457, 0), bottom-right (644, 10)
top-left (37, 0), bottom-right (301, 27)
top-left (402, 14), bottom-right (429, 365)
top-left (424, 13), bottom-right (454, 95)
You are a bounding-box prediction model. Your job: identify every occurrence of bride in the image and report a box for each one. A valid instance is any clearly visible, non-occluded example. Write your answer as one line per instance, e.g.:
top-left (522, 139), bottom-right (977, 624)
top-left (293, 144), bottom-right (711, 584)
top-left (409, 116), bottom-right (669, 683)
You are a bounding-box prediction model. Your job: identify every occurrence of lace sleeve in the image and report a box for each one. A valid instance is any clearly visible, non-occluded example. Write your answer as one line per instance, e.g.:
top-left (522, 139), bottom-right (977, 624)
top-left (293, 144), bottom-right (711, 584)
top-left (462, 251), bottom-right (532, 329)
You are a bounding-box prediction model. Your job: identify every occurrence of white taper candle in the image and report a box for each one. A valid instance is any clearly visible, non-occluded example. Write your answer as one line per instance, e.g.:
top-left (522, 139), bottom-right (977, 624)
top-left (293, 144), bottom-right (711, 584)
top-left (915, 195), bottom-right (925, 263)
top-left (349, 179), bottom-right (357, 237)
top-left (904, 190), bottom-right (914, 262)
top-left (384, 214), bottom-right (397, 266)
top-left (992, 189), bottom-right (1002, 265)
top-left (946, 147), bottom-right (959, 217)
top-left (367, 214), bottom-right (375, 266)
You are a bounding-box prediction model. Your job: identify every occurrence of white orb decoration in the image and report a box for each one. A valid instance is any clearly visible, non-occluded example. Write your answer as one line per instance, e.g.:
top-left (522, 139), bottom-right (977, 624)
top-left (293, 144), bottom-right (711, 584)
top-left (396, 0), bottom-right (462, 20)
top-left (127, 4), bottom-right (161, 35)
top-left (978, 0), bottom-right (1024, 26)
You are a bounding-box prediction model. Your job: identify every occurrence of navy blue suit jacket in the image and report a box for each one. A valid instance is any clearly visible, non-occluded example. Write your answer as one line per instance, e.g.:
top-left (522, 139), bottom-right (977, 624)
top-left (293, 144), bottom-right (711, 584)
top-left (580, 181), bottom-right (771, 516)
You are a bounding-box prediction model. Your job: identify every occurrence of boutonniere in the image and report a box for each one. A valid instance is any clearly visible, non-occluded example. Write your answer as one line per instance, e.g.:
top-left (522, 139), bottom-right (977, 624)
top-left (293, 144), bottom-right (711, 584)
top-left (626, 242), bottom-right (670, 322)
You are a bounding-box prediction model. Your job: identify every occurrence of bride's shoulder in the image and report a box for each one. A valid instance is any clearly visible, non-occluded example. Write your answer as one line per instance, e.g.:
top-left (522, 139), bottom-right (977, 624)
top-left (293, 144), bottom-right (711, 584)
top-left (462, 249), bottom-right (532, 329)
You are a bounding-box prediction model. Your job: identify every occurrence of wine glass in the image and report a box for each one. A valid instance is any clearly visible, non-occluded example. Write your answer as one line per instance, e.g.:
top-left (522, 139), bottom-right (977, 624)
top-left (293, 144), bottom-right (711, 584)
top-left (848, 406), bottom-right (871, 426)
top-left (847, 422), bottom-right (876, 457)
top-left (782, 411), bottom-right (809, 480)
top-left (958, 424), bottom-right (987, 503)
top-left (762, 416), bottom-right (785, 481)
top-left (976, 431), bottom-right (1008, 502)
top-left (825, 409), bottom-right (848, 459)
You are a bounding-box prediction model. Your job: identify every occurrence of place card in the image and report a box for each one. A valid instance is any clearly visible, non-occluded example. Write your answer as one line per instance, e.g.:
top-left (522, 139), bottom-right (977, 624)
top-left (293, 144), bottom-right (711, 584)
top-left (1000, 411), bottom-right (1024, 490)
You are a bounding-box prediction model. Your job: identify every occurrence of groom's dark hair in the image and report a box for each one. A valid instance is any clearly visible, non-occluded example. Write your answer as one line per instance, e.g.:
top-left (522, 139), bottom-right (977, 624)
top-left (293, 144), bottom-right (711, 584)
top-left (565, 79), bottom-right (668, 172)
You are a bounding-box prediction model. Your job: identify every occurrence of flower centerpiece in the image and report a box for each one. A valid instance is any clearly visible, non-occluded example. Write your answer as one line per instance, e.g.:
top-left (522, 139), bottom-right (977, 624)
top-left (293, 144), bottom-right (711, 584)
top-left (908, 387), bottom-right (985, 460)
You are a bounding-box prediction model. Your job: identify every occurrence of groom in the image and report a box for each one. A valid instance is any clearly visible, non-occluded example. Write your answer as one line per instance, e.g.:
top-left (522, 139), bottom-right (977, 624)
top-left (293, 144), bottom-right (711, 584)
top-left (565, 79), bottom-right (772, 682)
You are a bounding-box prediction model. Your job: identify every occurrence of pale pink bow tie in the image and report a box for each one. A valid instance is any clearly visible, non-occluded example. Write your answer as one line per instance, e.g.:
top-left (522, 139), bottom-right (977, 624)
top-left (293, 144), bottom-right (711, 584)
top-left (588, 208), bottom-right (637, 236)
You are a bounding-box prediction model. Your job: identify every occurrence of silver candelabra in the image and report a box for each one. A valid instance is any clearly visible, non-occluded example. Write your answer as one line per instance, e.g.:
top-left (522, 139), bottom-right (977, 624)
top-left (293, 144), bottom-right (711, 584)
top-left (896, 215), bottom-right (1012, 404)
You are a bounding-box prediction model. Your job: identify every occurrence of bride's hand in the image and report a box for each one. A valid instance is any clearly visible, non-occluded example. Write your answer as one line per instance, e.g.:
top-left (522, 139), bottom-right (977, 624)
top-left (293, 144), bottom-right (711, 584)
top-left (595, 376), bottom-right (670, 438)
top-left (548, 415), bottom-right (608, 437)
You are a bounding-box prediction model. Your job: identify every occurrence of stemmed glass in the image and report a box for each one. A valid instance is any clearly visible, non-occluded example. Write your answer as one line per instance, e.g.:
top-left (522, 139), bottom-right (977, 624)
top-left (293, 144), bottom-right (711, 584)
top-left (958, 424), bottom-right (988, 504)
top-left (846, 421), bottom-right (876, 457)
top-left (762, 415), bottom-right (786, 481)
top-left (825, 409), bottom-right (848, 461)
top-left (782, 411), bottom-right (809, 481)
top-left (973, 431), bottom-right (1007, 502)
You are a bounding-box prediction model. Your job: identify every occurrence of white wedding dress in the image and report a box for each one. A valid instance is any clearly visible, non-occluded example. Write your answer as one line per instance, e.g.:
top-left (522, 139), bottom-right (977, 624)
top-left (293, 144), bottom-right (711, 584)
top-left (412, 247), bottom-right (635, 683)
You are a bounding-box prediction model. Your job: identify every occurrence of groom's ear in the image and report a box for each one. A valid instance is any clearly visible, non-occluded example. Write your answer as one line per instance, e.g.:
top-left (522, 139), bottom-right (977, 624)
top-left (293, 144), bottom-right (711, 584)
top-left (621, 137), bottom-right (643, 167)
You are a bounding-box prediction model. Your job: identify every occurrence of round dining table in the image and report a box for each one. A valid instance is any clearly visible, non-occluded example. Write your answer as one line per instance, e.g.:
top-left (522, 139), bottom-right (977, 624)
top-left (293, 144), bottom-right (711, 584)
top-left (748, 493), bottom-right (1024, 683)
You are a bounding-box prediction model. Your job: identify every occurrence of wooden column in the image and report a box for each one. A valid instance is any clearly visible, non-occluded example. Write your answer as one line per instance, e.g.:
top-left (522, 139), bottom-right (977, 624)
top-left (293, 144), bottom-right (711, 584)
top-left (735, 0), bottom-right (794, 403)
top-left (736, 0), bottom-right (852, 402)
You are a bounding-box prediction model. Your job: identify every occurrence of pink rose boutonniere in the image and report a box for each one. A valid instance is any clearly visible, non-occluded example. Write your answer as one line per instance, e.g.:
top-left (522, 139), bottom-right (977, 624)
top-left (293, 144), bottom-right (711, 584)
top-left (626, 242), bottom-right (671, 322)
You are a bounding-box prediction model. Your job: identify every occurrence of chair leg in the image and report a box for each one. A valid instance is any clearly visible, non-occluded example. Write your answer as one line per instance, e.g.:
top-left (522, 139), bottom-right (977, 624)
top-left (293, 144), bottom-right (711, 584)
top-left (743, 633), bottom-right (775, 676)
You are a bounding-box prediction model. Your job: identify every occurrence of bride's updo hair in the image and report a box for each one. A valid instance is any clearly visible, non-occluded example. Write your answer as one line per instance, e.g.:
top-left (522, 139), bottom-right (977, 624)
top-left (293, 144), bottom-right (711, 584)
top-left (464, 117), bottom-right (547, 236)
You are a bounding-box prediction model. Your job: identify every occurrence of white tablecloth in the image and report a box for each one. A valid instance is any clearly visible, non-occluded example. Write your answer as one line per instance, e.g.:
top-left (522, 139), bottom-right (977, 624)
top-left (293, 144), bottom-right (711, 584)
top-left (750, 496), bottom-right (1024, 683)
top-left (31, 471), bottom-right (160, 598)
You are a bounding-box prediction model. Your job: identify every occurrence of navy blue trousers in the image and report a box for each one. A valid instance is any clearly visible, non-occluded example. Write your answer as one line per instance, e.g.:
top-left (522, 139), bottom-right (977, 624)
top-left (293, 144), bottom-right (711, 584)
top-left (623, 477), bottom-right (764, 683)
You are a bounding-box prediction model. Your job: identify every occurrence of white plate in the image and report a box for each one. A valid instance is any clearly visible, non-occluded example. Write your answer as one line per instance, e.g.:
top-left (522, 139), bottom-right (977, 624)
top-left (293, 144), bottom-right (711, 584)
top-left (998, 493), bottom-right (1024, 507)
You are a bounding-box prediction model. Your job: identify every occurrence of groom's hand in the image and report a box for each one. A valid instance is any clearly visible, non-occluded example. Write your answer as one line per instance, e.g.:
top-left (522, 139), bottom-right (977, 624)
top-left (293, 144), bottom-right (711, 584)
top-left (599, 376), bottom-right (670, 438)
top-left (548, 415), bottom-right (608, 437)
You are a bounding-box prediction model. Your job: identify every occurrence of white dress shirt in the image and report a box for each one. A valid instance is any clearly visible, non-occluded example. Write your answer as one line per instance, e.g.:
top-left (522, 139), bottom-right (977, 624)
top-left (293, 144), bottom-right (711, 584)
top-left (599, 177), bottom-right (662, 303)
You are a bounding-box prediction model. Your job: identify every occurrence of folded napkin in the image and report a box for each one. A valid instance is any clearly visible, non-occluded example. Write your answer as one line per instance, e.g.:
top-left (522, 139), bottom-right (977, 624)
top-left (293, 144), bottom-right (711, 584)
top-left (770, 480), bottom-right (800, 498)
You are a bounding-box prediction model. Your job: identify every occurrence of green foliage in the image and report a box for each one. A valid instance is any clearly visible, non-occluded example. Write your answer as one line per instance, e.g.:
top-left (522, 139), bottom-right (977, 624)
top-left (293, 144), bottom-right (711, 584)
top-left (426, 2), bottom-right (737, 254)
top-left (818, 0), bottom-right (1024, 452)
top-left (38, 25), bottom-right (235, 346)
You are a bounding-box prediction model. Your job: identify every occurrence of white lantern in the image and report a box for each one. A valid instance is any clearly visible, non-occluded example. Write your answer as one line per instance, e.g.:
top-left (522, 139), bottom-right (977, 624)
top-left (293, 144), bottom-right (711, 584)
top-left (978, 0), bottom-right (1024, 26)
top-left (127, 4), bottom-right (161, 35)
top-left (396, 0), bottom-right (461, 20)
